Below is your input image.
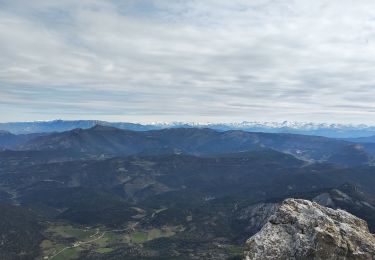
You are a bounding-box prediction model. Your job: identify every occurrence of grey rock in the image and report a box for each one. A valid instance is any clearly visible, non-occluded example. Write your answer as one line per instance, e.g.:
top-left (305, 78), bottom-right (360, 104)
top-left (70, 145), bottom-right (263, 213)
top-left (244, 198), bottom-right (375, 260)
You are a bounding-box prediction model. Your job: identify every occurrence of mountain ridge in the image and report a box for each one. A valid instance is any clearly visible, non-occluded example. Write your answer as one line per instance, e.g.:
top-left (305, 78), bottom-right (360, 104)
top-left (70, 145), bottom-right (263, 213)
top-left (3, 120), bottom-right (375, 138)
top-left (12, 125), bottom-right (375, 166)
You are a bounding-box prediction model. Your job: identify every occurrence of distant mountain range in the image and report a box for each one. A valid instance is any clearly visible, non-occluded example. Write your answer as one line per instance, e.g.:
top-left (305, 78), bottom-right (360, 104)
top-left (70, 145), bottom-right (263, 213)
top-left (2, 124), bottom-right (375, 259)
top-left (2, 120), bottom-right (375, 138)
top-left (1, 125), bottom-right (374, 167)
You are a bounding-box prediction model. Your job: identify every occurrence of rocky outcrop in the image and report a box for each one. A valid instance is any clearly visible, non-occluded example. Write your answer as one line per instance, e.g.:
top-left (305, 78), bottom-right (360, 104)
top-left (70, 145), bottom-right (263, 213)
top-left (312, 185), bottom-right (375, 233)
top-left (244, 199), bottom-right (375, 260)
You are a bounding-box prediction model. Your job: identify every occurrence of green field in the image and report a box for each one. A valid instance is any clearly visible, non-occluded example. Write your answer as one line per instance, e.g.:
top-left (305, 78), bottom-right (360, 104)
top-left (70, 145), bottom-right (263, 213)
top-left (95, 247), bottom-right (114, 254)
top-left (130, 227), bottom-right (179, 244)
top-left (48, 224), bottom-right (97, 240)
top-left (131, 232), bottom-right (148, 243)
top-left (53, 248), bottom-right (81, 260)
top-left (42, 222), bottom-right (183, 259)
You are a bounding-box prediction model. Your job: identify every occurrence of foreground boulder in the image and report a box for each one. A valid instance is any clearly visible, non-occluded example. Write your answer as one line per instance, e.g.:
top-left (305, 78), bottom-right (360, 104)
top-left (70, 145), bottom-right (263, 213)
top-left (244, 199), bottom-right (375, 260)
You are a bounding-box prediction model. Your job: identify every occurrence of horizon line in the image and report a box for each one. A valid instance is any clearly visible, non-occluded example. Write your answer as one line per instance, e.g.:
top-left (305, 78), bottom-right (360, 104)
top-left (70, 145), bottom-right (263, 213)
top-left (0, 119), bottom-right (374, 127)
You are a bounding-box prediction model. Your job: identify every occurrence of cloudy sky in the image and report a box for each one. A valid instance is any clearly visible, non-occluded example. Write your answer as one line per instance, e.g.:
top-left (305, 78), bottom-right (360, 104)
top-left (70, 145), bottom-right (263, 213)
top-left (1, 0), bottom-right (375, 123)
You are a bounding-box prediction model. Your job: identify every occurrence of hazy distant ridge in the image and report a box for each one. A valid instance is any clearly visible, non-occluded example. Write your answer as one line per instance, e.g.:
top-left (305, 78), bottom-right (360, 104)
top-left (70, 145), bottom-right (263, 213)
top-left (3, 120), bottom-right (375, 138)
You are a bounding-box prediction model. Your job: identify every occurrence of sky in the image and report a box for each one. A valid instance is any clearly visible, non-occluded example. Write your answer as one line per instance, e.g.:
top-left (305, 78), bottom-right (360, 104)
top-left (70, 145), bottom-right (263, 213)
top-left (1, 0), bottom-right (375, 123)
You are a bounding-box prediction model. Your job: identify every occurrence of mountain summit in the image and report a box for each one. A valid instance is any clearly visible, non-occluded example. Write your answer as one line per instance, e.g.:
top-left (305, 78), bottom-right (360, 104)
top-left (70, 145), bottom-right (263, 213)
top-left (244, 199), bottom-right (375, 260)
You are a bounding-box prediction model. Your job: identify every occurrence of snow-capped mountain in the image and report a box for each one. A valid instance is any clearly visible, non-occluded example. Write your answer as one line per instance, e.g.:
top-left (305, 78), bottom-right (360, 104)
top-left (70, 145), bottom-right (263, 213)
top-left (149, 121), bottom-right (375, 138)
top-left (2, 120), bottom-right (375, 138)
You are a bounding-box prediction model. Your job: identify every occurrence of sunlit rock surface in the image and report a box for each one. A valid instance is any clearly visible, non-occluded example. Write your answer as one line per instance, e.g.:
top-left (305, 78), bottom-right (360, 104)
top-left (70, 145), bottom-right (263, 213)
top-left (244, 199), bottom-right (375, 260)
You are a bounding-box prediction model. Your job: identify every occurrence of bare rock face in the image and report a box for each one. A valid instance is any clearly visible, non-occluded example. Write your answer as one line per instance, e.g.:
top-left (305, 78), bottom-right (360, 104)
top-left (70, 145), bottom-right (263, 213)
top-left (244, 199), bottom-right (375, 260)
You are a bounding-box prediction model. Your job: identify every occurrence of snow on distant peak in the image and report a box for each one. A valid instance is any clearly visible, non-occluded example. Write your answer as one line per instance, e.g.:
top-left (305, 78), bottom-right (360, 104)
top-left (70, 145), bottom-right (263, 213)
top-left (145, 121), bottom-right (373, 130)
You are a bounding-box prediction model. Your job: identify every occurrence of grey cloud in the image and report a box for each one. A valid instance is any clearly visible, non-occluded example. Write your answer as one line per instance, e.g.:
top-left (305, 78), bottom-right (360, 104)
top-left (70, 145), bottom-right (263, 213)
top-left (1, 0), bottom-right (375, 123)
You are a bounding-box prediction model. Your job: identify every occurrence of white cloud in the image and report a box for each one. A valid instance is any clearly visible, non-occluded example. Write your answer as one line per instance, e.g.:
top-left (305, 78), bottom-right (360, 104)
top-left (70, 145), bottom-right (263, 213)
top-left (1, 0), bottom-right (375, 123)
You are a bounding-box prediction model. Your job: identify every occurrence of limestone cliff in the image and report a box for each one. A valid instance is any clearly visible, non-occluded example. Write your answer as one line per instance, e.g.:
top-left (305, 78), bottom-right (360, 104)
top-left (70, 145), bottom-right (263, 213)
top-left (244, 199), bottom-right (375, 260)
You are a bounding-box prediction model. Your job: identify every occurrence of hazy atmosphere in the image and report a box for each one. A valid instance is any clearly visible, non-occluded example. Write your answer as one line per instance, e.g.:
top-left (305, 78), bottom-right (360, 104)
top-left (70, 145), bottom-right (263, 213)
top-left (2, 2), bottom-right (375, 259)
top-left (1, 0), bottom-right (375, 123)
